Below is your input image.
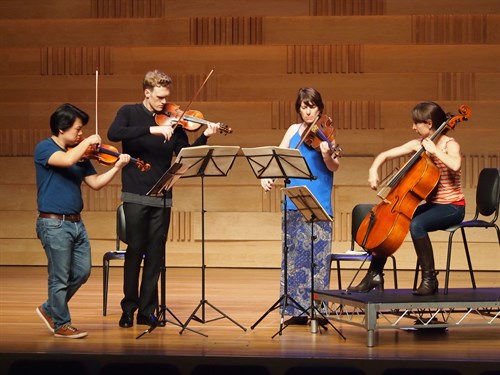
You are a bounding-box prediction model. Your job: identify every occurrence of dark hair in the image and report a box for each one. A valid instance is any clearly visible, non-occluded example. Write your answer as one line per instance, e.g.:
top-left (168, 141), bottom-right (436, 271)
top-left (49, 103), bottom-right (89, 135)
top-left (294, 87), bottom-right (324, 115)
top-left (411, 102), bottom-right (451, 131)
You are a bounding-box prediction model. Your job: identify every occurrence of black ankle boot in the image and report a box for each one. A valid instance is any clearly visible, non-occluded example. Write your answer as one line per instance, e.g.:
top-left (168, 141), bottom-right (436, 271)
top-left (348, 270), bottom-right (384, 292)
top-left (413, 270), bottom-right (439, 296)
top-left (412, 236), bottom-right (439, 296)
top-left (348, 256), bottom-right (386, 293)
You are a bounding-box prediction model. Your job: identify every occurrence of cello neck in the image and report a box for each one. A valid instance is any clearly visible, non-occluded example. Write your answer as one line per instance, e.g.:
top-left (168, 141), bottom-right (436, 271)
top-left (384, 117), bottom-right (450, 192)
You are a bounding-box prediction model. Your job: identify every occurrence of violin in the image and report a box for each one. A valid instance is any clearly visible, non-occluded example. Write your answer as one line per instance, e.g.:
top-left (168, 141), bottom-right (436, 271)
top-left (155, 102), bottom-right (232, 135)
top-left (298, 114), bottom-right (342, 158)
top-left (86, 69), bottom-right (150, 172)
top-left (78, 143), bottom-right (151, 172)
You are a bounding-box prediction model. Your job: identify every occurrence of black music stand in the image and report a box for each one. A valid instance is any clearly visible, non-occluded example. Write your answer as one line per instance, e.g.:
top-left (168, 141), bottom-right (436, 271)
top-left (241, 146), bottom-right (315, 335)
top-left (175, 145), bottom-right (246, 336)
top-left (283, 186), bottom-right (346, 340)
top-left (136, 162), bottom-right (202, 339)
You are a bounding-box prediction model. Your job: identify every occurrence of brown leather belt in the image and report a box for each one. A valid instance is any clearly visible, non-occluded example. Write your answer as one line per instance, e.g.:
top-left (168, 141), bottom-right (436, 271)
top-left (39, 213), bottom-right (81, 222)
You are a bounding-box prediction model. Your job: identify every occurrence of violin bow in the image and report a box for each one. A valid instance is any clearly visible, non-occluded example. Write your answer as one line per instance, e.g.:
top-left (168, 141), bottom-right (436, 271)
top-left (95, 68), bottom-right (99, 135)
top-left (171, 68), bottom-right (215, 131)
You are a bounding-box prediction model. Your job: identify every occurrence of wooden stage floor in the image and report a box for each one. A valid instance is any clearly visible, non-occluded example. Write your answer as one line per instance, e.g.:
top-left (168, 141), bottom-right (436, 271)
top-left (0, 266), bottom-right (499, 375)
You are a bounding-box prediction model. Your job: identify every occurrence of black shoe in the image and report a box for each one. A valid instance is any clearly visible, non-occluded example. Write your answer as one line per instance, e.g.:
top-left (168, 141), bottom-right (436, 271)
top-left (347, 271), bottom-right (384, 293)
top-left (119, 311), bottom-right (134, 328)
top-left (137, 314), bottom-right (158, 327)
top-left (284, 316), bottom-right (308, 325)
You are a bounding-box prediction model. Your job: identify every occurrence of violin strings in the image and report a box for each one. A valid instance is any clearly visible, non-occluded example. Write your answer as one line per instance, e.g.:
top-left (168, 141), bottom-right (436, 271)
top-left (173, 68), bottom-right (215, 130)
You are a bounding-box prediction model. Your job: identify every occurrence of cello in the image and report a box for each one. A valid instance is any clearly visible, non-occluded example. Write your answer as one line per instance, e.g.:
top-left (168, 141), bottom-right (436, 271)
top-left (355, 105), bottom-right (471, 258)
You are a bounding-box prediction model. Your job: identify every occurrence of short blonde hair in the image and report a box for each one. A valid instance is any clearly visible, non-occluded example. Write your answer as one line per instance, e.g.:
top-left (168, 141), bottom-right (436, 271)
top-left (143, 70), bottom-right (172, 91)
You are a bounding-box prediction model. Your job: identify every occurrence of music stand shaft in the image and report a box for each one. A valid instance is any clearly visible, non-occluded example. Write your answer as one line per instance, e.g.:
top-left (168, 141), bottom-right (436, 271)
top-left (241, 148), bottom-right (315, 335)
top-left (137, 163), bottom-right (204, 339)
top-left (176, 146), bottom-right (246, 335)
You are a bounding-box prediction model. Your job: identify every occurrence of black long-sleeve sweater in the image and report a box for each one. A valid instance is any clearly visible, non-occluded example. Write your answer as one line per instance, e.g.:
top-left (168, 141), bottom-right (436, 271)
top-left (107, 103), bottom-right (208, 201)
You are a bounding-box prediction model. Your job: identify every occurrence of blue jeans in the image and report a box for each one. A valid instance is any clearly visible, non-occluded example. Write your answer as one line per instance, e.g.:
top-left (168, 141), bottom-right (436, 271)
top-left (36, 217), bottom-right (91, 330)
top-left (410, 203), bottom-right (465, 240)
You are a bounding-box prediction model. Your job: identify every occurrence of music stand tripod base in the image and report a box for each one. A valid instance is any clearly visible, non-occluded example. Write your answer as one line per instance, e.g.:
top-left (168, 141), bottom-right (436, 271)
top-left (175, 145), bottom-right (246, 336)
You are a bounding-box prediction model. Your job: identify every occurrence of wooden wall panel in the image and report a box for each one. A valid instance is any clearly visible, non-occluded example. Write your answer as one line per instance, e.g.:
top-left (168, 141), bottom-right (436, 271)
top-left (214, 73), bottom-right (500, 101)
top-left (0, 19), bottom-right (191, 48)
top-left (91, 0), bottom-right (165, 18)
top-left (168, 0), bottom-right (310, 17)
top-left (310, 0), bottom-right (384, 16)
top-left (385, 0), bottom-right (500, 15)
top-left (40, 47), bottom-right (113, 76)
top-left (263, 16), bottom-right (411, 45)
top-left (411, 15), bottom-right (488, 44)
top-left (189, 17), bottom-right (264, 45)
top-left (0, 1), bottom-right (498, 271)
top-left (2, 16), bottom-right (499, 48)
top-left (111, 46), bottom-right (287, 75)
top-left (0, 0), bottom-right (91, 19)
top-left (287, 45), bottom-right (365, 74)
top-left (3, 45), bottom-right (499, 77)
top-left (0, 239), bottom-right (48, 265)
top-left (2, 0), bottom-right (499, 20)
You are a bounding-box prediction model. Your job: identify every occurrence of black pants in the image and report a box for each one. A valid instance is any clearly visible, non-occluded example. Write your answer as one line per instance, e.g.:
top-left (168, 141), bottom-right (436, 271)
top-left (121, 202), bottom-right (171, 317)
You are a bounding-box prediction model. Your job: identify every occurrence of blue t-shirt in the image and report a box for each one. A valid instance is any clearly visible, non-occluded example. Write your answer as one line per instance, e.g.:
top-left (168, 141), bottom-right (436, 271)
top-left (34, 138), bottom-right (97, 214)
top-left (285, 130), bottom-right (334, 216)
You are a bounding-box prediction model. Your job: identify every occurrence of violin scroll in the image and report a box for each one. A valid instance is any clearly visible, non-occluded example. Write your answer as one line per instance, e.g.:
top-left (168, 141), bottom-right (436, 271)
top-left (330, 144), bottom-right (343, 159)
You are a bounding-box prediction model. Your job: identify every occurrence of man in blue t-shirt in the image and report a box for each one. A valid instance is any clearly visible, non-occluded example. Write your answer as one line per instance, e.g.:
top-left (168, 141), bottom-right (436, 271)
top-left (34, 103), bottom-right (130, 339)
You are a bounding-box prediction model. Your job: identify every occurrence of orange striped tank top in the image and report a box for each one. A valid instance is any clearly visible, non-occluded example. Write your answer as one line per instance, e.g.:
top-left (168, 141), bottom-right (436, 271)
top-left (430, 138), bottom-right (465, 204)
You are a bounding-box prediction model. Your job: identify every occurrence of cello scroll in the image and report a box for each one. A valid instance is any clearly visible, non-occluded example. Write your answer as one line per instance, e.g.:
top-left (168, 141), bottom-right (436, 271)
top-left (446, 105), bottom-right (471, 129)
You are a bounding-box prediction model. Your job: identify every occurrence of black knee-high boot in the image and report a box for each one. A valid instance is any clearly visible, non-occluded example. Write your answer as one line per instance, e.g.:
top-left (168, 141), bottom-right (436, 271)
top-left (412, 235), bottom-right (439, 296)
top-left (348, 256), bottom-right (387, 293)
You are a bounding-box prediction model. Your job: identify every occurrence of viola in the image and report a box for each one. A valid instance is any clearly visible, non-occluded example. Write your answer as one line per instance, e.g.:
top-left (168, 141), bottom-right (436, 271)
top-left (355, 105), bottom-right (472, 258)
top-left (298, 114), bottom-right (342, 158)
top-left (155, 102), bottom-right (232, 135)
top-left (79, 143), bottom-right (151, 172)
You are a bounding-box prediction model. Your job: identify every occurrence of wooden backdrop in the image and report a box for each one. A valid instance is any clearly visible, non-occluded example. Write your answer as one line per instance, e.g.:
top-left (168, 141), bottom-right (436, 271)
top-left (0, 0), bottom-right (499, 272)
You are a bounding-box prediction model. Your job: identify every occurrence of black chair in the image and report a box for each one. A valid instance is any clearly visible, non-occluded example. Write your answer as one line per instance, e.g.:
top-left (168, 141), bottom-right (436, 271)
top-left (413, 167), bottom-right (500, 294)
top-left (102, 203), bottom-right (127, 316)
top-left (327, 203), bottom-right (398, 290)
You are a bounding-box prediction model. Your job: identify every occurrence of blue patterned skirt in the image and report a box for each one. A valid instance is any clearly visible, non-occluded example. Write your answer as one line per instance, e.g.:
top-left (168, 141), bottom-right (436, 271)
top-left (280, 210), bottom-right (332, 316)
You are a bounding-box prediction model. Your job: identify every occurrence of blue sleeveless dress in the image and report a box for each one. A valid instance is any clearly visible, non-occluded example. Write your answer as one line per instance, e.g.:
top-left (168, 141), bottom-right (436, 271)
top-left (280, 129), bottom-right (334, 316)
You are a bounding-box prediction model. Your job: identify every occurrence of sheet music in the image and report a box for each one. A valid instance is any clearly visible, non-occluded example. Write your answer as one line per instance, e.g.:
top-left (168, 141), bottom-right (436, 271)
top-left (282, 186), bottom-right (333, 223)
top-left (241, 146), bottom-right (313, 179)
top-left (147, 162), bottom-right (190, 196)
top-left (175, 145), bottom-right (240, 178)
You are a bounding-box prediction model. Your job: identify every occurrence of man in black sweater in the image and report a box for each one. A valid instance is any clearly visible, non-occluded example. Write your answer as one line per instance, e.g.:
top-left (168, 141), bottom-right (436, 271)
top-left (108, 69), bottom-right (218, 328)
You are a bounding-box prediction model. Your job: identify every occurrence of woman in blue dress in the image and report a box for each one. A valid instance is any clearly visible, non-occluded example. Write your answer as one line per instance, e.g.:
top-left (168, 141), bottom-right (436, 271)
top-left (261, 87), bottom-right (340, 325)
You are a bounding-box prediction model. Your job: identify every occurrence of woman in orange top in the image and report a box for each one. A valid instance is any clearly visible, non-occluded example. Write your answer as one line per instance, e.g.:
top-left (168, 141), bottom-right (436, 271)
top-left (349, 102), bottom-right (465, 296)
